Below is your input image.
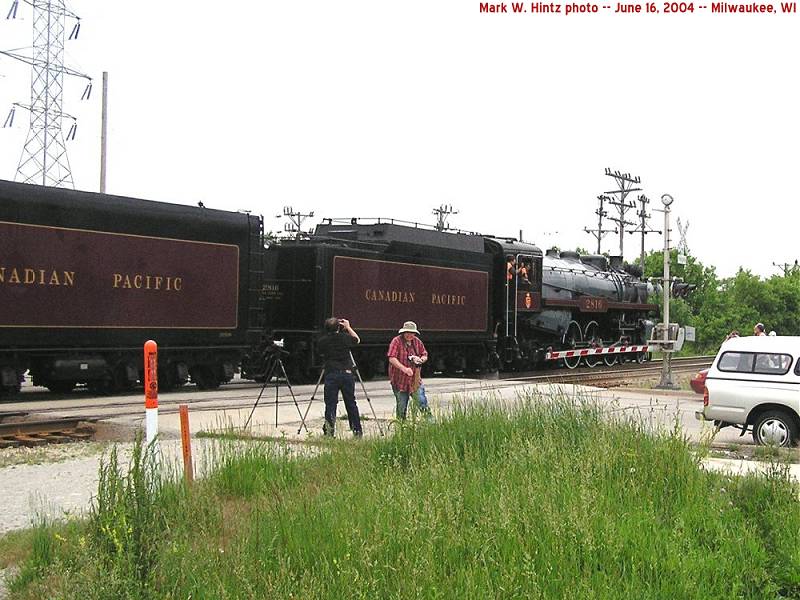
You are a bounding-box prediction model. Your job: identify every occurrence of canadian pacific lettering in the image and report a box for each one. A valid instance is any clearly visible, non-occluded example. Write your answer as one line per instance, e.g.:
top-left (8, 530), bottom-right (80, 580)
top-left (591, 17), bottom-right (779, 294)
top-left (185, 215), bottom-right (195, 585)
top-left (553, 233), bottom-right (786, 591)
top-left (364, 289), bottom-right (416, 303)
top-left (113, 273), bottom-right (183, 291)
top-left (0, 267), bottom-right (75, 287)
top-left (431, 294), bottom-right (467, 306)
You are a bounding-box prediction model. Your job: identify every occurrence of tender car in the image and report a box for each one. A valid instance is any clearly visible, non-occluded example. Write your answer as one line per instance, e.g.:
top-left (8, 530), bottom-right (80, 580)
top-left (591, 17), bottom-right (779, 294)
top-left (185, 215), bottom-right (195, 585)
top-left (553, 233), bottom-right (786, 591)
top-left (689, 368), bottom-right (709, 395)
top-left (696, 335), bottom-right (800, 447)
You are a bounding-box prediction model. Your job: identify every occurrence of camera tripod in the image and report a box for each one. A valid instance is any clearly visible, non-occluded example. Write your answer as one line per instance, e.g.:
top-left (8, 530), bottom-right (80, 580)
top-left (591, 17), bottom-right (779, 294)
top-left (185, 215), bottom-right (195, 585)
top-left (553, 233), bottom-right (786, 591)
top-left (297, 351), bottom-right (384, 436)
top-left (244, 349), bottom-right (309, 433)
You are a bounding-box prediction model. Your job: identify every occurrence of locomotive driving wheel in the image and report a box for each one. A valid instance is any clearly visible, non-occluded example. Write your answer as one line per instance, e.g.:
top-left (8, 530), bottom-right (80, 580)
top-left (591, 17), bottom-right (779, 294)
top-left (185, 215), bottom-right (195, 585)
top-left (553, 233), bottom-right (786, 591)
top-left (583, 321), bottom-right (602, 368)
top-left (562, 321), bottom-right (583, 370)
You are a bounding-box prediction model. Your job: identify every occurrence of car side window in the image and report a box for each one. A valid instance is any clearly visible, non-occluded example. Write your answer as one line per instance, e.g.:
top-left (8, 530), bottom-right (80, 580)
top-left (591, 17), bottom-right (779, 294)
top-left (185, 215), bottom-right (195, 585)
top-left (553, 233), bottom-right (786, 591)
top-left (753, 353), bottom-right (792, 375)
top-left (718, 352), bottom-right (753, 372)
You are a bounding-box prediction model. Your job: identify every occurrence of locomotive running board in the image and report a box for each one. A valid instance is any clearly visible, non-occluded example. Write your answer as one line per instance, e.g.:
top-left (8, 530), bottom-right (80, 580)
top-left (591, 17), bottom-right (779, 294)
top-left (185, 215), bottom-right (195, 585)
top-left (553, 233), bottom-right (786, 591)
top-left (544, 345), bottom-right (650, 361)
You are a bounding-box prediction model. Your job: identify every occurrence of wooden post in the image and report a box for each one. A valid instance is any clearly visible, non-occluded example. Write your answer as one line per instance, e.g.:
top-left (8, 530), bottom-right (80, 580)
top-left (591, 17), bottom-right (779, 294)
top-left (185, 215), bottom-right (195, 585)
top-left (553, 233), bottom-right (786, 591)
top-left (179, 404), bottom-right (193, 484)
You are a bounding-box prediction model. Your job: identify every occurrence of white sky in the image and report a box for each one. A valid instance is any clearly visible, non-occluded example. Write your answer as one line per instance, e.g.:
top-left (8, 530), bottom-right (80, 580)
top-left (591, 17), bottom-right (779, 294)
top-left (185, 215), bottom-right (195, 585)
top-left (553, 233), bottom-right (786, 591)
top-left (1, 0), bottom-right (797, 278)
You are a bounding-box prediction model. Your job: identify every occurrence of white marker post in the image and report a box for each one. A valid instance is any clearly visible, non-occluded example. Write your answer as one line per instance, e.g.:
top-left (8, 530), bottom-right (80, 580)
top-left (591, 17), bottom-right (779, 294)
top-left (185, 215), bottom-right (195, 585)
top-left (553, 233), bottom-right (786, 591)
top-left (144, 340), bottom-right (158, 444)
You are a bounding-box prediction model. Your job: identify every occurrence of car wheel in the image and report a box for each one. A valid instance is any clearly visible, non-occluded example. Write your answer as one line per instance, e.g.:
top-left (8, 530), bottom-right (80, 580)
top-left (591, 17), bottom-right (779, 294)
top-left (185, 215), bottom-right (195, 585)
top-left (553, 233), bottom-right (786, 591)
top-left (752, 409), bottom-right (799, 447)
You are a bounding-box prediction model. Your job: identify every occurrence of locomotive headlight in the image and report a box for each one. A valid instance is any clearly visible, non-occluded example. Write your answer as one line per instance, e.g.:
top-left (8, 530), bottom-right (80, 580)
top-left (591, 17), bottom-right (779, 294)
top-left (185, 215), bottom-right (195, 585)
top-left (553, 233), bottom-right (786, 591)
top-left (661, 194), bottom-right (674, 207)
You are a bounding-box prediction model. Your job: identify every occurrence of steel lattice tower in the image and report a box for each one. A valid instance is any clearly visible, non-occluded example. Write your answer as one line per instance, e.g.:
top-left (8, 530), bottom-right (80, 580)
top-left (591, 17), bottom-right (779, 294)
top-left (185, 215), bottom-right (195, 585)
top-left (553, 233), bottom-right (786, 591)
top-left (2, 0), bottom-right (90, 188)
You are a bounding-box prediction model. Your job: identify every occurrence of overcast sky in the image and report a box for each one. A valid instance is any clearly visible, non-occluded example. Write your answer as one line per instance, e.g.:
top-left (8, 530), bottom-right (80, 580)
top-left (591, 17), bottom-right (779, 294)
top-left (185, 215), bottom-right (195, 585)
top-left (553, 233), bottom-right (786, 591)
top-left (1, 1), bottom-right (797, 278)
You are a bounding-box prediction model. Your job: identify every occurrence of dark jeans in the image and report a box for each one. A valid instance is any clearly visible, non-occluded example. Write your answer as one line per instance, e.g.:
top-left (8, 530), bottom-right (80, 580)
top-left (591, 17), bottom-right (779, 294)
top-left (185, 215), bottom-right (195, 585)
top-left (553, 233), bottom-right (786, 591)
top-left (323, 370), bottom-right (362, 437)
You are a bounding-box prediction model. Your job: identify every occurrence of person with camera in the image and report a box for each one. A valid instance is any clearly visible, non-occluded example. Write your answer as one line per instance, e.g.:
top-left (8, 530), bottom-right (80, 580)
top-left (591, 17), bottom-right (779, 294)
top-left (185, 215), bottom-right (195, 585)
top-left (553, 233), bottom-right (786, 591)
top-left (387, 321), bottom-right (431, 421)
top-left (317, 317), bottom-right (363, 438)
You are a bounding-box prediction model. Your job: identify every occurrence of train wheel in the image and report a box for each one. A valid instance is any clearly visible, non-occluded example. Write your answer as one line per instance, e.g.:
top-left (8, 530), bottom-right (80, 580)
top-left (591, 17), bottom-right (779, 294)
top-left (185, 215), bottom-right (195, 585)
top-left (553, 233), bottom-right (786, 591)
top-left (583, 321), bottom-right (602, 368)
top-left (636, 352), bottom-right (647, 364)
top-left (562, 321), bottom-right (583, 370)
top-left (603, 353), bottom-right (618, 366)
top-left (191, 366), bottom-right (220, 390)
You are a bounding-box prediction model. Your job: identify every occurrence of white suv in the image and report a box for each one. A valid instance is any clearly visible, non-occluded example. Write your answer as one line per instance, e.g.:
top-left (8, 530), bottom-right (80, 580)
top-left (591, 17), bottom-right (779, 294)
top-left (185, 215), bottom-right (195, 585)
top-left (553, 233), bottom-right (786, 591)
top-left (696, 335), bottom-right (800, 447)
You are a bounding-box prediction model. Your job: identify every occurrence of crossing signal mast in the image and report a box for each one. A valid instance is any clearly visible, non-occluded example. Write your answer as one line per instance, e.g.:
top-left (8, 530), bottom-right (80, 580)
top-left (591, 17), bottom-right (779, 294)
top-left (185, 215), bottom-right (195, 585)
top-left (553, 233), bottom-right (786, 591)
top-left (1, 0), bottom-right (92, 188)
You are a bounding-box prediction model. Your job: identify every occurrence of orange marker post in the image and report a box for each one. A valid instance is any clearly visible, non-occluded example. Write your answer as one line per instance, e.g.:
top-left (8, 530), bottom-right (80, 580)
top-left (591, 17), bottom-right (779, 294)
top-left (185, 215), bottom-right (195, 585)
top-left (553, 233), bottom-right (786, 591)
top-left (179, 404), bottom-right (194, 484)
top-left (144, 340), bottom-right (158, 444)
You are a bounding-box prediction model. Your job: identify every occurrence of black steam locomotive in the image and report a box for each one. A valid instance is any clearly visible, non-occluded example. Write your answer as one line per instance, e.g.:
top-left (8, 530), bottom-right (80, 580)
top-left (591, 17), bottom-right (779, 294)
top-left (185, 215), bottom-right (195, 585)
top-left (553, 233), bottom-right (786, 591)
top-left (263, 219), bottom-right (658, 380)
top-left (0, 179), bottom-right (658, 396)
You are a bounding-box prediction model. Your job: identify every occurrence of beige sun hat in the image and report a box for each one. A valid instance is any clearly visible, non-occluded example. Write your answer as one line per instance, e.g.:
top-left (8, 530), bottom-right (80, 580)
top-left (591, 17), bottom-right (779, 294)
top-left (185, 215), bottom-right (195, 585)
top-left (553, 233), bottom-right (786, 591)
top-left (398, 321), bottom-right (420, 335)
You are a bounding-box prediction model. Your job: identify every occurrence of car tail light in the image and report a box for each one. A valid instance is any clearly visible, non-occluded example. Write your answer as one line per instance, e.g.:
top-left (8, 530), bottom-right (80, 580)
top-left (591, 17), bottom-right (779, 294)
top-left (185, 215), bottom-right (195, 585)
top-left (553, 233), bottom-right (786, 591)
top-left (703, 386), bottom-right (709, 406)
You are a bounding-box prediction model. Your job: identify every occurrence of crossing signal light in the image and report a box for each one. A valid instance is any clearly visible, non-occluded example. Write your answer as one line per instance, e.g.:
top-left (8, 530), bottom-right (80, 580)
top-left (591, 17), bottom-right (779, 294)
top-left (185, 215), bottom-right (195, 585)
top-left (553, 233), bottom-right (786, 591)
top-left (671, 282), bottom-right (696, 299)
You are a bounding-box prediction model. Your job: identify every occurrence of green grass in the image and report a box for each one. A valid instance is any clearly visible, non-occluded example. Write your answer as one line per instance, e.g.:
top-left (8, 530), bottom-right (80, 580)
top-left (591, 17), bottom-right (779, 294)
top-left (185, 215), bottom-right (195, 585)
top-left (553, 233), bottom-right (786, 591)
top-left (3, 393), bottom-right (800, 599)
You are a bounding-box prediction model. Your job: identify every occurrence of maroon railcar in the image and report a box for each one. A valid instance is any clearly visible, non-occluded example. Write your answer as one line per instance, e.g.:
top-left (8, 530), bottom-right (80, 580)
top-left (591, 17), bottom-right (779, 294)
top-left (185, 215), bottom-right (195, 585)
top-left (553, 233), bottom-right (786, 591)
top-left (0, 179), bottom-right (264, 394)
top-left (263, 222), bottom-right (494, 380)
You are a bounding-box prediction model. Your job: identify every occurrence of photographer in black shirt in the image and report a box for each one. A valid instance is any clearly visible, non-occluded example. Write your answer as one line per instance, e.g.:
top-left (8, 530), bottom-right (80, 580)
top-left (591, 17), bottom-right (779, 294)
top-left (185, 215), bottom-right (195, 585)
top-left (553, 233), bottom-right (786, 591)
top-left (316, 317), bottom-right (363, 437)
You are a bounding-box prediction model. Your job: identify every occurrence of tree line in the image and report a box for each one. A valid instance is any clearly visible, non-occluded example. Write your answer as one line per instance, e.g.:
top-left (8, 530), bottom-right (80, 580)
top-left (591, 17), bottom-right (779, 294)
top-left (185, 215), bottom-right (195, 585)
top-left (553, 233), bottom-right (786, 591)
top-left (642, 250), bottom-right (800, 354)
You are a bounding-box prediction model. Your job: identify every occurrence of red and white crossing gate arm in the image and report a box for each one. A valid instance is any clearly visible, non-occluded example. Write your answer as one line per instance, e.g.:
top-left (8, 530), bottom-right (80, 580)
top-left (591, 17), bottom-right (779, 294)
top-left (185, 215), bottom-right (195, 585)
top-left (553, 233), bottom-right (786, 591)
top-left (544, 345), bottom-right (650, 361)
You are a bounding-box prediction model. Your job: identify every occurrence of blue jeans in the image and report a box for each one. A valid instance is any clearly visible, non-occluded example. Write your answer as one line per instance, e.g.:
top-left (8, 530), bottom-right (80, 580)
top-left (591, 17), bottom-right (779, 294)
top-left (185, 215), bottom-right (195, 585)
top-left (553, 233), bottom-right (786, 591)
top-left (393, 384), bottom-right (431, 420)
top-left (323, 371), bottom-right (362, 437)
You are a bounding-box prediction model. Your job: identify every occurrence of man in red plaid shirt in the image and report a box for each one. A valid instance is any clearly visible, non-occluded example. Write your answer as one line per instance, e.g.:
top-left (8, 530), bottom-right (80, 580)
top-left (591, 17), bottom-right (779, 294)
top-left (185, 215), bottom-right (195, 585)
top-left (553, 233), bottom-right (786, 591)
top-left (387, 321), bottom-right (431, 420)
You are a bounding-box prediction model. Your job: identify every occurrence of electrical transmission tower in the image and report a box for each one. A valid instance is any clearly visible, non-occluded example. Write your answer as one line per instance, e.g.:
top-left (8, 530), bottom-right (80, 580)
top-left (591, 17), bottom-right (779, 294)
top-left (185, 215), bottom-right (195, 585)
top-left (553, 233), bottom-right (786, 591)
top-left (584, 194), bottom-right (617, 254)
top-left (432, 204), bottom-right (458, 231)
top-left (1, 0), bottom-right (92, 188)
top-left (603, 168), bottom-right (642, 257)
top-left (628, 194), bottom-right (661, 272)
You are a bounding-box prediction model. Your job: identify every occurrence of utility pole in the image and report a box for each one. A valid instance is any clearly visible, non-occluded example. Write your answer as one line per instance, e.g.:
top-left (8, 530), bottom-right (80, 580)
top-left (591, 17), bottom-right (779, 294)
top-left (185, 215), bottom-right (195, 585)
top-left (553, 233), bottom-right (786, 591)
top-left (279, 206), bottom-right (315, 239)
top-left (604, 168), bottom-right (642, 257)
top-left (773, 260), bottom-right (799, 276)
top-left (628, 194), bottom-right (661, 272)
top-left (656, 193), bottom-right (678, 390)
top-left (1, 0), bottom-right (92, 188)
top-left (584, 194), bottom-right (617, 254)
top-left (432, 204), bottom-right (458, 231)
top-left (99, 71), bottom-right (108, 193)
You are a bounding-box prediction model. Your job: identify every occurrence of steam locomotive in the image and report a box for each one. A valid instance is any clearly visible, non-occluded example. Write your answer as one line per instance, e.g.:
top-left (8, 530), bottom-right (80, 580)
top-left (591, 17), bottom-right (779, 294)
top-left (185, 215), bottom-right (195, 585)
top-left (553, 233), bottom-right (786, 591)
top-left (263, 219), bottom-right (658, 381)
top-left (0, 179), bottom-right (658, 395)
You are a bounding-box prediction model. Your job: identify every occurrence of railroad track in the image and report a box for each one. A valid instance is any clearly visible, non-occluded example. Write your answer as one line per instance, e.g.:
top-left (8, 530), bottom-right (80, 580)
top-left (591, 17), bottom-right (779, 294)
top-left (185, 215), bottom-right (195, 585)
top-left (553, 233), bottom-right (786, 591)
top-left (1, 356), bottom-right (712, 427)
top-left (0, 416), bottom-right (95, 448)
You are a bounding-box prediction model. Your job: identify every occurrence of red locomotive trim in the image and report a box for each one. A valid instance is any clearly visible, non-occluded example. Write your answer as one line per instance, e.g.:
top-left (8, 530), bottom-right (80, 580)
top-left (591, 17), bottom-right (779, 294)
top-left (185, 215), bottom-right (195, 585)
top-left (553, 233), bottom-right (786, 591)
top-left (544, 345), bottom-right (649, 360)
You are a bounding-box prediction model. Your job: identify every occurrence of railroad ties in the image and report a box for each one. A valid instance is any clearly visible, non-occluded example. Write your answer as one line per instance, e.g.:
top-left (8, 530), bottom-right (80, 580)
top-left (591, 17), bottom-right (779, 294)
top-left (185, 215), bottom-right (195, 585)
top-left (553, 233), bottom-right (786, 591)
top-left (0, 415), bottom-right (94, 448)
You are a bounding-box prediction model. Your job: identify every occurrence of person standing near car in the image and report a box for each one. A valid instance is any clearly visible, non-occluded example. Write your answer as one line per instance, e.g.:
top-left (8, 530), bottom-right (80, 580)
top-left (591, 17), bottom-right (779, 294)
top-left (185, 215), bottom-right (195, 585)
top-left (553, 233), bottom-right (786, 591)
top-left (754, 323), bottom-right (767, 336)
top-left (317, 317), bottom-right (363, 438)
top-left (387, 321), bottom-right (431, 421)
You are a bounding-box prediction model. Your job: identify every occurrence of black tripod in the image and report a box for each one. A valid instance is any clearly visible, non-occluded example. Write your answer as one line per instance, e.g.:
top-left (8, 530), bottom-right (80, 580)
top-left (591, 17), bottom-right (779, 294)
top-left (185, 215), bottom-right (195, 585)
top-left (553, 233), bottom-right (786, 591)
top-left (297, 351), bottom-right (384, 436)
top-left (244, 348), bottom-right (309, 433)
